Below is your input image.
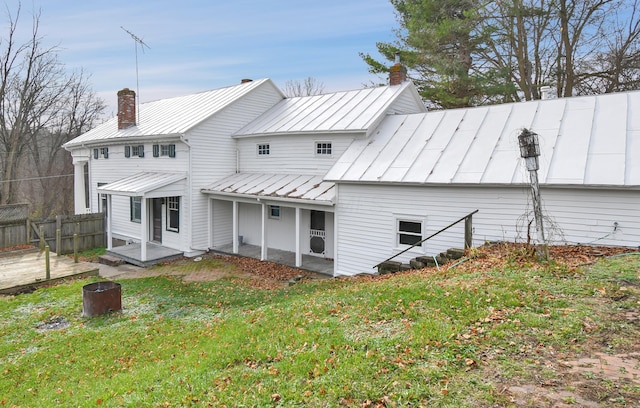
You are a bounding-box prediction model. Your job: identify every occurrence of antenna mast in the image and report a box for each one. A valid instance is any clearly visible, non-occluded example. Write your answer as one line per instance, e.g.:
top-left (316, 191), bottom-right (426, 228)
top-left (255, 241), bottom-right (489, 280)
top-left (121, 26), bottom-right (150, 125)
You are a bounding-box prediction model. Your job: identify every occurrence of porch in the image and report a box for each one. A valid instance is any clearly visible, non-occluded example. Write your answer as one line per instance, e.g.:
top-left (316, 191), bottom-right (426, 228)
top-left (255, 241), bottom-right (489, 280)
top-left (107, 242), bottom-right (184, 267)
top-left (213, 243), bottom-right (334, 276)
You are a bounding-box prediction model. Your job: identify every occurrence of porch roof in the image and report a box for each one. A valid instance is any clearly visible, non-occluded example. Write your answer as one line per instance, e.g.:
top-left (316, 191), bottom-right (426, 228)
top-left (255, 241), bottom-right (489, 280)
top-left (201, 173), bottom-right (335, 205)
top-left (98, 172), bottom-right (187, 197)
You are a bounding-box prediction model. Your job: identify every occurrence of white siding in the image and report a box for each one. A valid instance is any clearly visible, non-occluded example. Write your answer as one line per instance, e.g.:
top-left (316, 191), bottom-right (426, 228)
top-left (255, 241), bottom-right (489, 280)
top-left (211, 199), bottom-right (233, 248)
top-left (335, 184), bottom-right (640, 276)
top-left (237, 133), bottom-right (360, 175)
top-left (187, 84), bottom-right (283, 251)
top-left (90, 142), bottom-right (190, 248)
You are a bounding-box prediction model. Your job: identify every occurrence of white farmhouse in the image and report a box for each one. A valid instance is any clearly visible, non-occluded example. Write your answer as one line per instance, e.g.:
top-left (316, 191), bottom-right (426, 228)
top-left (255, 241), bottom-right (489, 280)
top-left (64, 68), bottom-right (640, 276)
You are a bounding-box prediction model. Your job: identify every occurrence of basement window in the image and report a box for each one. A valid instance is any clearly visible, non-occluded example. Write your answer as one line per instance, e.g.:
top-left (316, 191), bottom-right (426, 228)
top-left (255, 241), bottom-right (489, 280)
top-left (397, 219), bottom-right (422, 246)
top-left (257, 144), bottom-right (270, 155)
top-left (166, 197), bottom-right (180, 232)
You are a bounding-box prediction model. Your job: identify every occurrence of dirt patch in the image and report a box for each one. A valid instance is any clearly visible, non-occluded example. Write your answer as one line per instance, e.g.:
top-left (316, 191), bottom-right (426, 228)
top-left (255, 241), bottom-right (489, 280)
top-left (109, 253), bottom-right (318, 290)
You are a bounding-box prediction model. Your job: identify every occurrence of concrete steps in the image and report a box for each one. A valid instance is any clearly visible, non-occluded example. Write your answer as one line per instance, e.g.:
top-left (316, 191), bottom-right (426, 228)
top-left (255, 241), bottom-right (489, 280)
top-left (377, 248), bottom-right (465, 275)
top-left (98, 254), bottom-right (125, 267)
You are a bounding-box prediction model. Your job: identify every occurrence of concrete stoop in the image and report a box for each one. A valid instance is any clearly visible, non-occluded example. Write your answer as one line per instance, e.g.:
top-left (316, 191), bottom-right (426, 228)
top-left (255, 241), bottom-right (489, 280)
top-left (98, 254), bottom-right (125, 267)
top-left (378, 248), bottom-right (465, 274)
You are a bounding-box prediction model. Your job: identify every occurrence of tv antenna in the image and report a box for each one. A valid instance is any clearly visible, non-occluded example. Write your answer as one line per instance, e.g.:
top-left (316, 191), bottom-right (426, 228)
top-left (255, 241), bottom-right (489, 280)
top-left (121, 26), bottom-right (150, 124)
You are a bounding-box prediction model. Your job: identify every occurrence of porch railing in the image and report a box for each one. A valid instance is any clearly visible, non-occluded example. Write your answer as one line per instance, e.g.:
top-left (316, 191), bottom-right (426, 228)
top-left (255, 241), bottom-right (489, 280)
top-left (373, 209), bottom-right (479, 269)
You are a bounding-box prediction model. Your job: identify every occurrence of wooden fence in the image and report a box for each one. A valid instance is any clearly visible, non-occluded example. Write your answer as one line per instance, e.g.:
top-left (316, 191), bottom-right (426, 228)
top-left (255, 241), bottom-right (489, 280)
top-left (0, 204), bottom-right (105, 254)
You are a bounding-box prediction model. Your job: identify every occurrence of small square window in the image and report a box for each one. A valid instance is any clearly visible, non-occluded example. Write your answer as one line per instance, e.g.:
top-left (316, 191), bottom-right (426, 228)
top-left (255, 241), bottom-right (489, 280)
top-left (397, 220), bottom-right (422, 246)
top-left (269, 205), bottom-right (280, 219)
top-left (316, 142), bottom-right (332, 155)
top-left (257, 144), bottom-right (270, 155)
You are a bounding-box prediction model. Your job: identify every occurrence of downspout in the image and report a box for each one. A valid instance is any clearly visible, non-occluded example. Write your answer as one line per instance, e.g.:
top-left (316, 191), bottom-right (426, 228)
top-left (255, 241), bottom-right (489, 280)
top-left (236, 148), bottom-right (240, 174)
top-left (179, 134), bottom-right (194, 253)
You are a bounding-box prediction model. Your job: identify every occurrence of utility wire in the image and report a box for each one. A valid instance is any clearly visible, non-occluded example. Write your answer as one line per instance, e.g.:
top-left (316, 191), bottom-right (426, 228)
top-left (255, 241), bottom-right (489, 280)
top-left (0, 173), bottom-right (74, 184)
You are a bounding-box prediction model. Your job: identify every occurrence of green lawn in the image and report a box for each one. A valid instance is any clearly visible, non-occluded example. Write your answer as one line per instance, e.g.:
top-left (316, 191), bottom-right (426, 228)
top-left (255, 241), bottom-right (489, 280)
top-left (1, 249), bottom-right (640, 407)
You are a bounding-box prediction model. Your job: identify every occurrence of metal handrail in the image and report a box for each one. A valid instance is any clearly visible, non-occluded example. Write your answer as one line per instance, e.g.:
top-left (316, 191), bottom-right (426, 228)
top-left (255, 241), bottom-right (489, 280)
top-left (373, 209), bottom-right (479, 269)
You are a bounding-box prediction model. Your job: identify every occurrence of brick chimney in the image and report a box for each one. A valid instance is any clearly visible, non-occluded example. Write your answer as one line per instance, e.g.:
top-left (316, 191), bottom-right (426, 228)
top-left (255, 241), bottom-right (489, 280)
top-left (389, 52), bottom-right (407, 86)
top-left (117, 88), bottom-right (136, 129)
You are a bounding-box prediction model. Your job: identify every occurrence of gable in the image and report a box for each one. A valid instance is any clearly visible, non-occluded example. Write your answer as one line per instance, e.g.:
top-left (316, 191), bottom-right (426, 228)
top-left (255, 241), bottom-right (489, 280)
top-left (233, 81), bottom-right (426, 138)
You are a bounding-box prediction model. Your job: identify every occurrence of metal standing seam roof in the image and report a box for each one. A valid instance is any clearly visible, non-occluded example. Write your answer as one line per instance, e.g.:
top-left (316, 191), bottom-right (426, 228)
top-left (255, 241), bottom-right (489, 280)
top-left (202, 173), bottom-right (335, 205)
top-left (64, 79), bottom-right (279, 149)
top-left (325, 91), bottom-right (640, 188)
top-left (97, 172), bottom-right (187, 196)
top-left (233, 81), bottom-right (426, 138)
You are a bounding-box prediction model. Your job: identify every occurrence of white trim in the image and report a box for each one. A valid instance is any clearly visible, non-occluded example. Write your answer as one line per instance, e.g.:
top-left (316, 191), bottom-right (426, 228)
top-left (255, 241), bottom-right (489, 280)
top-left (393, 214), bottom-right (426, 253)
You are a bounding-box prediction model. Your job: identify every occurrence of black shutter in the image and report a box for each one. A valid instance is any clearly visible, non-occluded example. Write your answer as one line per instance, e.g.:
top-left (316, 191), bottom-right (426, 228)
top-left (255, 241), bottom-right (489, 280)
top-left (125, 146), bottom-right (130, 157)
top-left (103, 148), bottom-right (108, 159)
top-left (169, 144), bottom-right (176, 158)
top-left (153, 144), bottom-right (159, 157)
top-left (93, 149), bottom-right (98, 159)
top-left (138, 145), bottom-right (144, 158)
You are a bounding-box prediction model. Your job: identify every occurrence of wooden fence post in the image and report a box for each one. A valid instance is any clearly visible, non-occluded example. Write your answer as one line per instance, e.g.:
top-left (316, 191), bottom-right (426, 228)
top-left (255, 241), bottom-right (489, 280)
top-left (74, 233), bottom-right (79, 263)
top-left (56, 229), bottom-right (61, 256)
top-left (26, 218), bottom-right (31, 245)
top-left (464, 214), bottom-right (473, 250)
top-left (39, 225), bottom-right (45, 251)
top-left (45, 245), bottom-right (50, 280)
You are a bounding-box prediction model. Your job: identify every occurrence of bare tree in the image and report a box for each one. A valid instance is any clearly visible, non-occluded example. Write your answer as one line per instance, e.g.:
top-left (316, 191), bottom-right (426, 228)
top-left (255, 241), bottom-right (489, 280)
top-left (0, 5), bottom-right (104, 212)
top-left (27, 69), bottom-right (105, 216)
top-left (283, 77), bottom-right (325, 97)
top-left (483, 0), bottom-right (640, 100)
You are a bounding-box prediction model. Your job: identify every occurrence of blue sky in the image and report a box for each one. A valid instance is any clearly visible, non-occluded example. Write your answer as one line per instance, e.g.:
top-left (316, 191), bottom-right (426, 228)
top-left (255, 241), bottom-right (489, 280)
top-left (4, 0), bottom-right (398, 115)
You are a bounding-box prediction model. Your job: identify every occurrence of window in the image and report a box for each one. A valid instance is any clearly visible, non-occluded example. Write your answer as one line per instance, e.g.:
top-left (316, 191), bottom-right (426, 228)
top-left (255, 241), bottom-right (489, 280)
top-left (132, 145), bottom-right (144, 157)
top-left (316, 142), bottom-right (332, 155)
top-left (166, 197), bottom-right (180, 232)
top-left (97, 183), bottom-right (107, 216)
top-left (257, 144), bottom-right (270, 155)
top-left (153, 144), bottom-right (176, 158)
top-left (94, 147), bottom-right (109, 159)
top-left (130, 197), bottom-right (141, 223)
top-left (397, 220), bottom-right (422, 246)
top-left (125, 145), bottom-right (144, 158)
top-left (161, 144), bottom-right (176, 157)
top-left (269, 205), bottom-right (280, 220)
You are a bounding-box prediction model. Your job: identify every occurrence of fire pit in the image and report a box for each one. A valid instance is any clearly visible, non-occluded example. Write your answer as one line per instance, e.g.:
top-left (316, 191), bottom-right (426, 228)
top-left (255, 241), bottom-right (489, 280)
top-left (82, 281), bottom-right (122, 317)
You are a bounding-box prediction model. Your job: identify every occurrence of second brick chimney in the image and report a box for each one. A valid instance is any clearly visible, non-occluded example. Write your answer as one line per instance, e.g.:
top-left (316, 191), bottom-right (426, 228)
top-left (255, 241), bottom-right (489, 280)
top-left (117, 88), bottom-right (136, 129)
top-left (389, 53), bottom-right (407, 86)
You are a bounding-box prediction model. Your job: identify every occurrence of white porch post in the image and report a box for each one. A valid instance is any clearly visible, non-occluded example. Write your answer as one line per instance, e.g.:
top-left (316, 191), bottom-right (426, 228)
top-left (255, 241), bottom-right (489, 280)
top-left (141, 197), bottom-right (147, 262)
top-left (72, 158), bottom-right (88, 214)
top-left (260, 202), bottom-right (267, 261)
top-left (106, 195), bottom-right (113, 250)
top-left (295, 207), bottom-right (302, 267)
top-left (232, 200), bottom-right (239, 254)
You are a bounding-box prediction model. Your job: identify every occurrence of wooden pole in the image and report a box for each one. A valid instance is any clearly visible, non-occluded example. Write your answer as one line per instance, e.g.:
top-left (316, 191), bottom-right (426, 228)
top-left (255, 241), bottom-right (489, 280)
top-left (26, 218), bottom-right (31, 245)
top-left (464, 214), bottom-right (473, 250)
top-left (45, 245), bottom-right (50, 280)
top-left (39, 225), bottom-right (45, 251)
top-left (56, 229), bottom-right (61, 256)
top-left (74, 233), bottom-right (79, 263)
